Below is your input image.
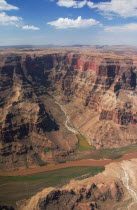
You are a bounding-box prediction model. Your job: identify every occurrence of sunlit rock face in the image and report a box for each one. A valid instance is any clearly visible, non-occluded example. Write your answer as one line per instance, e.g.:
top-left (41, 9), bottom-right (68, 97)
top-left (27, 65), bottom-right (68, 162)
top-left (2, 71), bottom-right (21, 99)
top-left (18, 159), bottom-right (137, 210)
top-left (0, 53), bottom-right (137, 169)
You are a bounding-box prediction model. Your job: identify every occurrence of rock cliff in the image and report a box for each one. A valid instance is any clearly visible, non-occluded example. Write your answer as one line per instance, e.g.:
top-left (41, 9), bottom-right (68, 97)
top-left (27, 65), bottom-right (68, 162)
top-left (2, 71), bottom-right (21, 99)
top-left (1, 53), bottom-right (137, 169)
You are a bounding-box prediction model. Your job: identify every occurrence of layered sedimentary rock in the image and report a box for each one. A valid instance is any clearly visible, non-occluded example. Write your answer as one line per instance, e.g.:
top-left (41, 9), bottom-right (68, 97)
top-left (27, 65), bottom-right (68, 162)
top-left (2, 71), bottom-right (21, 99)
top-left (18, 159), bottom-right (137, 210)
top-left (0, 52), bottom-right (137, 169)
top-left (48, 54), bottom-right (137, 149)
top-left (0, 54), bottom-right (78, 170)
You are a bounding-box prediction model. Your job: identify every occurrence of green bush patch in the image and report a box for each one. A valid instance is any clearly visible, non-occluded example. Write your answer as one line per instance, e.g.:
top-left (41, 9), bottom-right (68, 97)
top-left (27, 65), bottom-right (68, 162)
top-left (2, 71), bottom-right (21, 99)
top-left (69, 144), bottom-right (137, 161)
top-left (44, 148), bottom-right (51, 153)
top-left (39, 162), bottom-right (47, 167)
top-left (77, 134), bottom-right (96, 151)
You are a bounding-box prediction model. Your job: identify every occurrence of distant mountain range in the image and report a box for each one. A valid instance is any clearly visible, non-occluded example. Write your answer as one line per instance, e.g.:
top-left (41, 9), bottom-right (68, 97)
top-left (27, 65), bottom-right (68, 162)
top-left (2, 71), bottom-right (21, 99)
top-left (0, 44), bottom-right (137, 49)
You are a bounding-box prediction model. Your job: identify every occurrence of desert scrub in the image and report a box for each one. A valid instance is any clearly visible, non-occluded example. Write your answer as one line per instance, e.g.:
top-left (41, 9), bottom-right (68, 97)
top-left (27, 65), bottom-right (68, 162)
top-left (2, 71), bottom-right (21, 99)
top-left (77, 133), bottom-right (96, 151)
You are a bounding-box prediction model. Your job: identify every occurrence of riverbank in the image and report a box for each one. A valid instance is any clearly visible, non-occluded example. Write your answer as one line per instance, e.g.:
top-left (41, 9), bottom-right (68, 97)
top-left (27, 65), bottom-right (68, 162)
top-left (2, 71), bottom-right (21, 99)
top-left (1, 151), bottom-right (137, 176)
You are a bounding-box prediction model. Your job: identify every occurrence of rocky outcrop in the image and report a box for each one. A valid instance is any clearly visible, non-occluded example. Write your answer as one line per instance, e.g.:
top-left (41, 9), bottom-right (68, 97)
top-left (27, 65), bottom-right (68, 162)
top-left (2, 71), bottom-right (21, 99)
top-left (18, 158), bottom-right (137, 210)
top-left (1, 52), bottom-right (137, 169)
top-left (18, 178), bottom-right (125, 210)
top-left (0, 54), bottom-right (78, 170)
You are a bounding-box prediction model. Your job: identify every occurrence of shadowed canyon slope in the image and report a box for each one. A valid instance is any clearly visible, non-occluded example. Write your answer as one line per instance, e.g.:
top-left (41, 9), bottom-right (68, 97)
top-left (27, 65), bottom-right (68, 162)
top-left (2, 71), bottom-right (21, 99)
top-left (1, 52), bottom-right (137, 169)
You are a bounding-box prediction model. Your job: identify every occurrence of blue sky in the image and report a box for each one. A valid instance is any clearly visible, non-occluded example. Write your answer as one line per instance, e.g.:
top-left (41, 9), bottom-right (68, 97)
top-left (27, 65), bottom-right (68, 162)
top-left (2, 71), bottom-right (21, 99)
top-left (0, 0), bottom-right (137, 46)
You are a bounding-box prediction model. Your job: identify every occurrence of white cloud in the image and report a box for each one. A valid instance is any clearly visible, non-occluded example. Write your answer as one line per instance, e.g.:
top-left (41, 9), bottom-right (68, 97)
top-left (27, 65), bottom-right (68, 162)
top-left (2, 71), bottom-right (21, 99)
top-left (22, 25), bottom-right (40, 30)
top-left (0, 0), bottom-right (18, 11)
top-left (0, 12), bottom-right (22, 26)
top-left (105, 23), bottom-right (137, 32)
top-left (87, 1), bottom-right (94, 8)
top-left (0, 0), bottom-right (40, 31)
top-left (47, 16), bottom-right (99, 29)
top-left (57, 0), bottom-right (87, 8)
top-left (87, 0), bottom-right (137, 18)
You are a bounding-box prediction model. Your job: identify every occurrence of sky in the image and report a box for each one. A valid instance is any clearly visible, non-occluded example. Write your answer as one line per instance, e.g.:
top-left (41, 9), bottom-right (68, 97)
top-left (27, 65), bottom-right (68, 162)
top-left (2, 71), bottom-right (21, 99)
top-left (0, 0), bottom-right (137, 46)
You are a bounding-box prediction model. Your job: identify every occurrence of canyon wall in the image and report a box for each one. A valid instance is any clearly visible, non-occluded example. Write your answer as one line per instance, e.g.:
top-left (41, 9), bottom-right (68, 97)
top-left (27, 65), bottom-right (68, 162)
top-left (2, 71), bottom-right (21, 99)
top-left (0, 53), bottom-right (137, 169)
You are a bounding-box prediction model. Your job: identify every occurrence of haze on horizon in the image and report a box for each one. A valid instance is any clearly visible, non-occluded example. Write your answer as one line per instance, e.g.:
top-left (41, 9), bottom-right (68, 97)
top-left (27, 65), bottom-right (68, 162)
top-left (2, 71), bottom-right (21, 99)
top-left (0, 0), bottom-right (137, 46)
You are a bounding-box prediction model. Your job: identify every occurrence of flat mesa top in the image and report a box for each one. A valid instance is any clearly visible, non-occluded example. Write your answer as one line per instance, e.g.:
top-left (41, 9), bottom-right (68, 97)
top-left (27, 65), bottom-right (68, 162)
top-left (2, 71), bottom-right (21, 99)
top-left (0, 46), bottom-right (137, 59)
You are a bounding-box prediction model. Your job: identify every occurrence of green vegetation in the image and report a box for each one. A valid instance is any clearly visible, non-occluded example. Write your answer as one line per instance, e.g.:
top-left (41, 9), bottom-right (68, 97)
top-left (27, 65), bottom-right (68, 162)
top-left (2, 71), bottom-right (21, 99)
top-left (0, 166), bottom-right (104, 205)
top-left (77, 133), bottom-right (96, 151)
top-left (44, 148), bottom-right (51, 153)
top-left (93, 144), bottom-right (137, 159)
top-left (39, 162), bottom-right (47, 167)
top-left (70, 144), bottom-right (137, 161)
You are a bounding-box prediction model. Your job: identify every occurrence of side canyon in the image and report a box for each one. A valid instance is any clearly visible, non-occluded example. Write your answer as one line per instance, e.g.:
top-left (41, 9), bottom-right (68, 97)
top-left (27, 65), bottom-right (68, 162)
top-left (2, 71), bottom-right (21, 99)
top-left (1, 52), bottom-right (137, 170)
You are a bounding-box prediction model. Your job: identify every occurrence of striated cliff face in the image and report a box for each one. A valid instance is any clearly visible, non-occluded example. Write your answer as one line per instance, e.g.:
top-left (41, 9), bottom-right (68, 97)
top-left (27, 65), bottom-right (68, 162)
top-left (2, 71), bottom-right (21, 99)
top-left (0, 54), bottom-right (79, 170)
top-left (48, 54), bottom-right (137, 149)
top-left (46, 53), bottom-right (137, 148)
top-left (1, 53), bottom-right (137, 169)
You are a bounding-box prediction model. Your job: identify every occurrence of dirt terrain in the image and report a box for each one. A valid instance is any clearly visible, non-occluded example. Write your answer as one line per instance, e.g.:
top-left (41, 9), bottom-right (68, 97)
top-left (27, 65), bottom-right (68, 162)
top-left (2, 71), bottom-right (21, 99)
top-left (1, 151), bottom-right (137, 176)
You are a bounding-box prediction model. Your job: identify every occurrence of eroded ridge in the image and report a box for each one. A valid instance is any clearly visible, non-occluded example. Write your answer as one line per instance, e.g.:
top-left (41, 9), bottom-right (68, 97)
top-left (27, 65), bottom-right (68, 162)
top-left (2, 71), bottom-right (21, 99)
top-left (1, 52), bottom-right (137, 170)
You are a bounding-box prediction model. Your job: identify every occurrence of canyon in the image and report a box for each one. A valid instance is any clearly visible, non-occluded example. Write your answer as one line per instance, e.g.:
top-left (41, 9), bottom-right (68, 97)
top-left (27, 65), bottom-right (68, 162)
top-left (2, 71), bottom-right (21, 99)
top-left (1, 48), bottom-right (137, 170)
